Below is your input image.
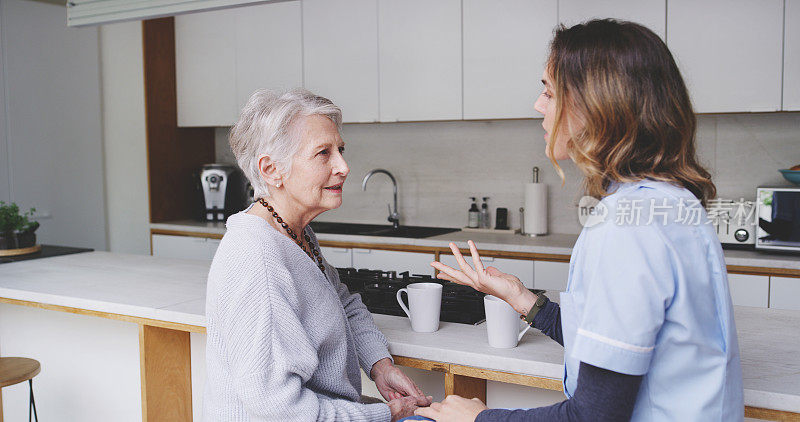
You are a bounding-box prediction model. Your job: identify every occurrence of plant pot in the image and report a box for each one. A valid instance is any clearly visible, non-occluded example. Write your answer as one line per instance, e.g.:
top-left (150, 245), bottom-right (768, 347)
top-left (0, 234), bottom-right (16, 249)
top-left (16, 232), bottom-right (35, 249)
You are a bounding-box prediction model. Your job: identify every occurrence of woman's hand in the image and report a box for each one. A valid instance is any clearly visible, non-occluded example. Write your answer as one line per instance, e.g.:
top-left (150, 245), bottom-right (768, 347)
top-left (372, 358), bottom-right (433, 404)
top-left (431, 241), bottom-right (537, 314)
top-left (388, 396), bottom-right (425, 422)
top-left (414, 395), bottom-right (489, 422)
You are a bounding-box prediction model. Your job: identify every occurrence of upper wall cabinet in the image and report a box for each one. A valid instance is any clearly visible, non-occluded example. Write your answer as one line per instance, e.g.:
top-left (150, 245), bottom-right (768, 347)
top-left (175, 9), bottom-right (238, 127)
top-left (378, 0), bottom-right (462, 121)
top-left (558, 0), bottom-right (665, 39)
top-left (303, 0), bottom-right (379, 123)
top-left (176, 1), bottom-right (302, 127)
top-left (462, 0), bottom-right (556, 119)
top-left (667, 0), bottom-right (784, 113)
top-left (785, 0), bottom-right (800, 111)
top-left (235, 1), bottom-right (303, 111)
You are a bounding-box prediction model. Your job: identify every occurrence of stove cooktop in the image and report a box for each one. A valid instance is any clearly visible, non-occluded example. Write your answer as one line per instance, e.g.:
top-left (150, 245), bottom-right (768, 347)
top-left (336, 267), bottom-right (487, 325)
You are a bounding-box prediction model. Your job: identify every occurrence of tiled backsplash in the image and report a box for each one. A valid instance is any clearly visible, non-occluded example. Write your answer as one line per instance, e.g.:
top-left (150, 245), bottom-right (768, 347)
top-left (215, 112), bottom-right (800, 234)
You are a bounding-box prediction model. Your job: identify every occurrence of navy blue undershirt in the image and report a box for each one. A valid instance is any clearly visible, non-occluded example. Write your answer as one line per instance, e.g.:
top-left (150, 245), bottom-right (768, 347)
top-left (475, 298), bottom-right (643, 422)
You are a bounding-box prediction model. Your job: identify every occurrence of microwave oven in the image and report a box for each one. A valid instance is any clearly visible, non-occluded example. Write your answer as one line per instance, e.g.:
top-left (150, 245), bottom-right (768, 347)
top-left (755, 187), bottom-right (800, 253)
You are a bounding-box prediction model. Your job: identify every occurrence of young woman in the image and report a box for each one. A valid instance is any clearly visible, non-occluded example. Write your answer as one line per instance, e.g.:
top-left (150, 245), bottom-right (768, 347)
top-left (414, 19), bottom-right (743, 422)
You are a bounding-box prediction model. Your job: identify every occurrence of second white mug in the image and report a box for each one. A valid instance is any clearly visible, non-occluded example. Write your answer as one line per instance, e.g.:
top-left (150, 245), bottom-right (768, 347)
top-left (396, 282), bottom-right (443, 333)
top-left (484, 295), bottom-right (531, 348)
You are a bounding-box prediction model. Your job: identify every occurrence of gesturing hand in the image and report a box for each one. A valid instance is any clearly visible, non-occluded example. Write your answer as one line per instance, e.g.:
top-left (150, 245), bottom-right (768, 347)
top-left (372, 358), bottom-right (432, 404)
top-left (430, 241), bottom-right (536, 313)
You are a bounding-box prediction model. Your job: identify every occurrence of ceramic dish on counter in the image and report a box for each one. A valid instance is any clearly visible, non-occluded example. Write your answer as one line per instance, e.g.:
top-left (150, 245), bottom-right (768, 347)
top-left (779, 169), bottom-right (800, 185)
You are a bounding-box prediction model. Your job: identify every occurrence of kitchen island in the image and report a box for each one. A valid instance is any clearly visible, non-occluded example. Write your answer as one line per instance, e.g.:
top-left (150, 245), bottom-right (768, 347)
top-left (0, 252), bottom-right (799, 421)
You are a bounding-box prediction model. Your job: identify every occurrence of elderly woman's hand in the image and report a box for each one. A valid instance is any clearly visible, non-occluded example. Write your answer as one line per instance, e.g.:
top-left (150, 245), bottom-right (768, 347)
top-left (431, 241), bottom-right (537, 314)
top-left (414, 395), bottom-right (488, 422)
top-left (372, 358), bottom-right (433, 404)
top-left (388, 396), bottom-right (427, 421)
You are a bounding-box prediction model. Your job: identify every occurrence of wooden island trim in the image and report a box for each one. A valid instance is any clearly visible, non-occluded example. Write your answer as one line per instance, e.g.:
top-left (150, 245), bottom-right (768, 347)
top-left (0, 297), bottom-right (205, 333)
top-left (139, 325), bottom-right (192, 421)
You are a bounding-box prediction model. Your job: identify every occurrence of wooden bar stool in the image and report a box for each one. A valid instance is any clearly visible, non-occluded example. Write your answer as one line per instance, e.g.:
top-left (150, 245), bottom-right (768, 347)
top-left (0, 357), bottom-right (40, 422)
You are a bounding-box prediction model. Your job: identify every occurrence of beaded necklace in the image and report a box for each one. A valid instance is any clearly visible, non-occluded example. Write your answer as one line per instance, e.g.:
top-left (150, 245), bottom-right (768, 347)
top-left (258, 198), bottom-right (325, 274)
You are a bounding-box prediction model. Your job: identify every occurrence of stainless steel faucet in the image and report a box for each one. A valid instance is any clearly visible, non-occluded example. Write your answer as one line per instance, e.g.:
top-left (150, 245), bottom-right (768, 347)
top-left (361, 169), bottom-right (400, 229)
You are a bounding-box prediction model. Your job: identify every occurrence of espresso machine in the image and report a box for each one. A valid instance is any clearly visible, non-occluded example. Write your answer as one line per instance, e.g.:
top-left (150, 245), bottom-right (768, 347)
top-left (198, 164), bottom-right (250, 222)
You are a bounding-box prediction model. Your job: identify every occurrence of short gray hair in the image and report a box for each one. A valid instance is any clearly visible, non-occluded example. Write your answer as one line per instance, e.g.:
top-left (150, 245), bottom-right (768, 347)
top-left (229, 88), bottom-right (343, 200)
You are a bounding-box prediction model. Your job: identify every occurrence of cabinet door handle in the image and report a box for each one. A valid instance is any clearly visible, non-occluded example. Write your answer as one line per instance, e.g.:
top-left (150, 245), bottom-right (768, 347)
top-left (328, 248), bottom-right (350, 253)
top-left (354, 249), bottom-right (372, 254)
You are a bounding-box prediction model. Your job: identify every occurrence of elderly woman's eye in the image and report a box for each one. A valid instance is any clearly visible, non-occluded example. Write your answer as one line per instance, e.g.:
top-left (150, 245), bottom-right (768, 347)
top-left (338, 146), bottom-right (345, 154)
top-left (318, 149), bottom-right (329, 156)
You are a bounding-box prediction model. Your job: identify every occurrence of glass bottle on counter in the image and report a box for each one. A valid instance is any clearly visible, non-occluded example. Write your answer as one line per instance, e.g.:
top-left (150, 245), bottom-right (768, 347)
top-left (480, 197), bottom-right (491, 228)
top-left (468, 197), bottom-right (480, 228)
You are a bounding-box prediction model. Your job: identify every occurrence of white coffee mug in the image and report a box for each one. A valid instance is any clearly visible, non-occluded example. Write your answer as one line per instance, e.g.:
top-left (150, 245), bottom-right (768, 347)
top-left (484, 295), bottom-right (531, 348)
top-left (396, 282), bottom-right (443, 333)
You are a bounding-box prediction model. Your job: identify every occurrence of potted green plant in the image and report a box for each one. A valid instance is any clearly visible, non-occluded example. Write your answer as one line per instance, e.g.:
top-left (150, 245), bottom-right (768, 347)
top-left (0, 202), bottom-right (39, 249)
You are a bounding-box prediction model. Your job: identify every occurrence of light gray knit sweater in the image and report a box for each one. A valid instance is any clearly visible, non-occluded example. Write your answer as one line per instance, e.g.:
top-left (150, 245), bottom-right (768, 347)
top-left (203, 211), bottom-right (392, 421)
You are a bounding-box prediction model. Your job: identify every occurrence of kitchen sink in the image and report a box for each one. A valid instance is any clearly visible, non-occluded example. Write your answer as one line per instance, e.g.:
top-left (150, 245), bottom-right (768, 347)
top-left (309, 221), bottom-right (460, 239)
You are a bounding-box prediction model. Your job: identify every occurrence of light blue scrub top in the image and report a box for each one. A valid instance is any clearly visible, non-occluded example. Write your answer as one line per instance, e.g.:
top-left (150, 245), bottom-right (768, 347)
top-left (561, 179), bottom-right (743, 421)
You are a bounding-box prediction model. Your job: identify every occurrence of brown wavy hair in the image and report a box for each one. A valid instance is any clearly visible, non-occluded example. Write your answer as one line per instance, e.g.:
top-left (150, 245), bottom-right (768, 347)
top-left (546, 19), bottom-right (716, 206)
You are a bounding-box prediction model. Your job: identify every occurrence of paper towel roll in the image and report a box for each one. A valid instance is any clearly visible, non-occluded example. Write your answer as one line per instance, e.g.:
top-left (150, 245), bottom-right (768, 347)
top-left (524, 183), bottom-right (547, 235)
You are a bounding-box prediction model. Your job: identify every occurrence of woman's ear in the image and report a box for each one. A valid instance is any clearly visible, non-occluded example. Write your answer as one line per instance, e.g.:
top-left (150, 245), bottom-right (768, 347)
top-left (257, 154), bottom-right (283, 188)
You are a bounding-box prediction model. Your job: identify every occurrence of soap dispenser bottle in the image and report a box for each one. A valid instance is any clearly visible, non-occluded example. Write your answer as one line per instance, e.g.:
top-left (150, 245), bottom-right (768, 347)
top-left (468, 197), bottom-right (480, 228)
top-left (480, 197), bottom-right (490, 228)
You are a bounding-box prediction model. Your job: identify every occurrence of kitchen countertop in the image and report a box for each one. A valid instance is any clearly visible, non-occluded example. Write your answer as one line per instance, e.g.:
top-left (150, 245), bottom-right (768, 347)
top-left (151, 220), bottom-right (800, 271)
top-left (1, 251), bottom-right (799, 413)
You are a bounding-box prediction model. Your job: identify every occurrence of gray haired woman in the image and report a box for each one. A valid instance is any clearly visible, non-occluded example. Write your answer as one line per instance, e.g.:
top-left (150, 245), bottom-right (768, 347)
top-left (204, 88), bottom-right (431, 421)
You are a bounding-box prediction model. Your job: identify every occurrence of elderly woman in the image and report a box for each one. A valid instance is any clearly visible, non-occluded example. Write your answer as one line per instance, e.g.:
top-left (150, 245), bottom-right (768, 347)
top-left (204, 88), bottom-right (431, 421)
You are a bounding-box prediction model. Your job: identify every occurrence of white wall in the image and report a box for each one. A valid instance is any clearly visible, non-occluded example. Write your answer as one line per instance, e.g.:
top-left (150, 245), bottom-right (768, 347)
top-left (216, 112), bottom-right (800, 234)
top-left (0, 0), bottom-right (106, 249)
top-left (99, 21), bottom-right (150, 255)
top-left (0, 12), bottom-right (9, 204)
top-left (0, 304), bottom-right (142, 421)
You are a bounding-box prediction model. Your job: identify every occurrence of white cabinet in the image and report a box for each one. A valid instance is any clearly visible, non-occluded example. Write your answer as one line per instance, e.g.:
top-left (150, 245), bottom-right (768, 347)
top-left (533, 261), bottom-right (569, 292)
top-left (175, 2), bottom-right (302, 127)
top-left (378, 0), bottom-right (462, 121)
top-left (462, 0), bottom-right (556, 119)
top-left (235, 1), bottom-right (303, 110)
top-left (486, 381), bottom-right (565, 410)
top-left (438, 254), bottom-right (535, 289)
top-left (785, 0), bottom-right (800, 110)
top-left (667, 0), bottom-right (784, 113)
top-left (727, 273), bottom-right (769, 308)
top-left (769, 276), bottom-right (800, 310)
top-left (352, 248), bottom-right (435, 275)
top-left (320, 246), bottom-right (353, 268)
top-left (151, 234), bottom-right (218, 260)
top-left (175, 8), bottom-right (238, 127)
top-left (558, 0), bottom-right (666, 39)
top-left (302, 0), bottom-right (379, 123)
